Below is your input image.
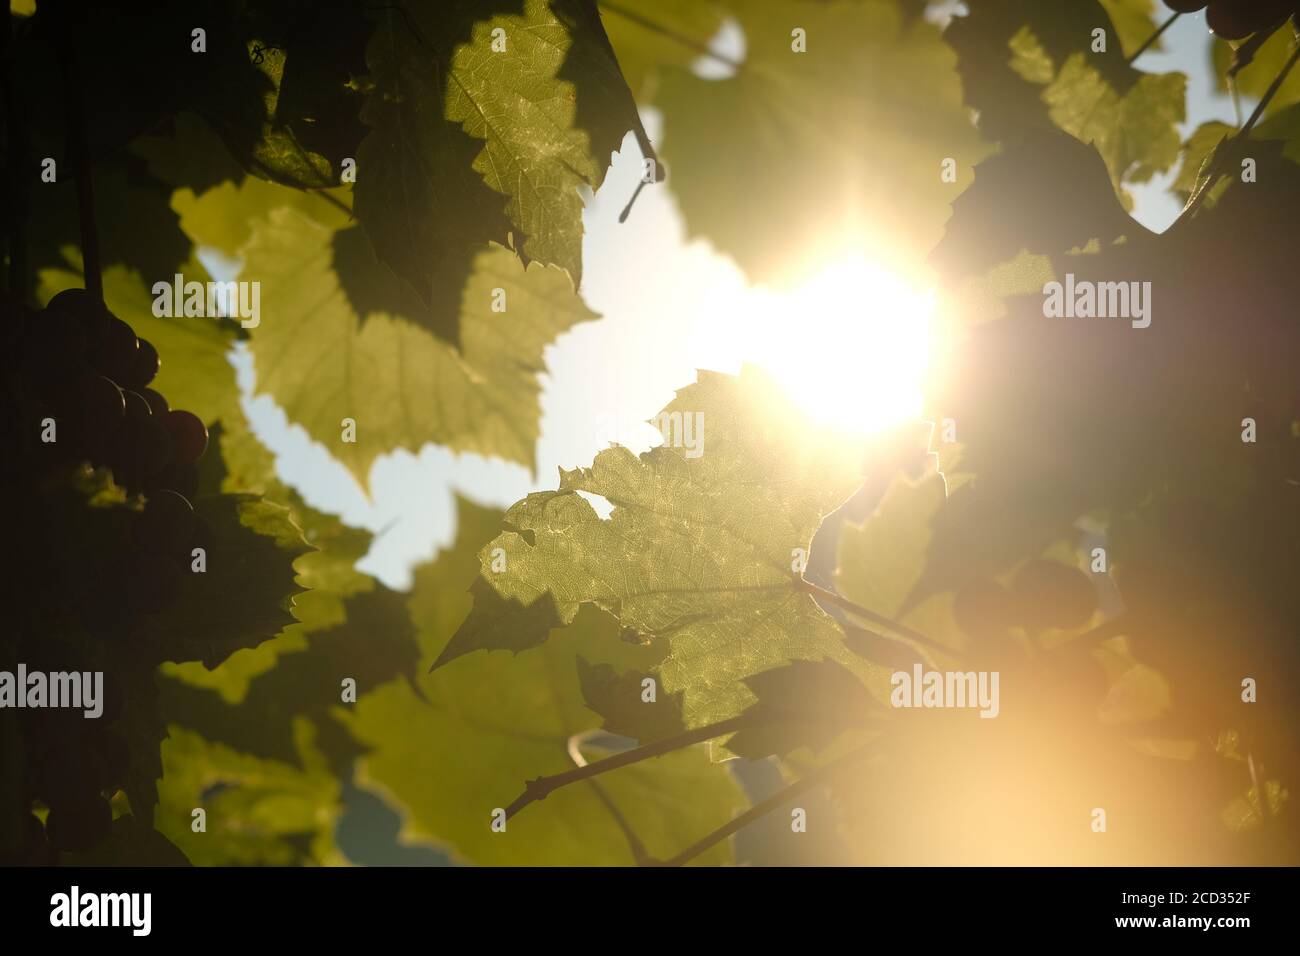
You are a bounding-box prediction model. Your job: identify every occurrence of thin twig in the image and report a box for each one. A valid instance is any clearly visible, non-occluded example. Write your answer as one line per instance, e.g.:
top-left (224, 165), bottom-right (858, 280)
top-left (645, 742), bottom-right (880, 867)
top-left (618, 178), bottom-right (648, 223)
top-left (1225, 15), bottom-right (1290, 79)
top-left (1176, 36), bottom-right (1300, 228)
top-left (313, 189), bottom-right (355, 219)
top-left (504, 714), bottom-right (753, 819)
top-left (1126, 12), bottom-right (1178, 65)
top-left (568, 732), bottom-right (652, 865)
top-left (796, 577), bottom-right (960, 660)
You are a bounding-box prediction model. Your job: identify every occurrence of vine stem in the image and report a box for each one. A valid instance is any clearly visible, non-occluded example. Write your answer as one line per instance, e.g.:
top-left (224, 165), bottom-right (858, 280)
top-left (567, 733), bottom-right (652, 865)
top-left (56, 20), bottom-right (101, 302)
top-left (504, 714), bottom-right (755, 819)
top-left (1175, 35), bottom-right (1300, 229)
top-left (246, 154), bottom-right (355, 219)
top-left (1126, 12), bottom-right (1178, 65)
top-left (645, 741), bottom-right (880, 867)
top-left (795, 577), bottom-right (961, 660)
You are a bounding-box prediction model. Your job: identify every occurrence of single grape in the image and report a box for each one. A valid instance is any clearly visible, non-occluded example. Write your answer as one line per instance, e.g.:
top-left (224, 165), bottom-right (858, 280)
top-left (43, 288), bottom-right (94, 314)
top-left (91, 317), bottom-right (138, 383)
top-left (43, 288), bottom-right (109, 341)
top-left (69, 375), bottom-right (126, 460)
top-left (141, 386), bottom-right (169, 418)
top-left (1163, 0), bottom-right (1208, 11)
top-left (108, 389), bottom-right (155, 493)
top-left (135, 409), bottom-right (176, 480)
top-left (128, 338), bottom-right (160, 387)
top-left (164, 410), bottom-right (208, 463)
top-left (1207, 0), bottom-right (1290, 38)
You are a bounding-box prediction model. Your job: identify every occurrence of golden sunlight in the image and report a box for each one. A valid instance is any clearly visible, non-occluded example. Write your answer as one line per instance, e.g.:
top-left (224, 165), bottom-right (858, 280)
top-left (723, 255), bottom-right (936, 436)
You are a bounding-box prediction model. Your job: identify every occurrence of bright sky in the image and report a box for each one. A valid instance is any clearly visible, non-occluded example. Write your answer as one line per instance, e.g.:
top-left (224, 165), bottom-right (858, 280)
top-left (230, 9), bottom-right (1239, 590)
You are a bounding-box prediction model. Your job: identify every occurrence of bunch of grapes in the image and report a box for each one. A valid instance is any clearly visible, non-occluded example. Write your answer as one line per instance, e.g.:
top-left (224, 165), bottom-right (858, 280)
top-left (1163, 0), bottom-right (1300, 40)
top-left (13, 288), bottom-right (207, 494)
top-left (1, 288), bottom-right (211, 862)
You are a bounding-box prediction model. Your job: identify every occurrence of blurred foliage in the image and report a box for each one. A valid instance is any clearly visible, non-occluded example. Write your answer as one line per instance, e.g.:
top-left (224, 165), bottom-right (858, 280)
top-left (4, 0), bottom-right (1298, 866)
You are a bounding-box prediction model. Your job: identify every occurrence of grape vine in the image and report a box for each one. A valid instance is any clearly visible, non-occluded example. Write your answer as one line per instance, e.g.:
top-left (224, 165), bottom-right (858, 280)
top-left (2, 0), bottom-right (1298, 869)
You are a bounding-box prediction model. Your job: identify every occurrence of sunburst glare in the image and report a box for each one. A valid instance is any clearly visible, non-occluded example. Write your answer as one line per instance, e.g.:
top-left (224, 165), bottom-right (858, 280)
top-left (693, 255), bottom-right (935, 436)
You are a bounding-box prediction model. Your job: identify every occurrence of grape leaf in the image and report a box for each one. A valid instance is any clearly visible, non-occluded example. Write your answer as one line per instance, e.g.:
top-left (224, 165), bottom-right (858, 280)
top-left (724, 659), bottom-right (881, 760)
top-left (1098, 0), bottom-right (1161, 60)
top-left (155, 724), bottom-right (345, 866)
top-left (836, 473), bottom-right (962, 651)
top-left (198, 39), bottom-right (336, 190)
top-left (355, 0), bottom-right (649, 327)
top-left (239, 205), bottom-right (597, 485)
top-left (165, 408), bottom-right (376, 702)
top-left (1212, 27), bottom-right (1300, 120)
top-left (947, 0), bottom-right (1147, 142)
top-left (130, 112), bottom-right (246, 195)
top-left (577, 631), bottom-right (881, 760)
top-left (1253, 101), bottom-right (1300, 165)
top-left (654, 0), bottom-right (990, 282)
top-left (170, 171), bottom-right (350, 262)
top-left (441, 367), bottom-right (885, 730)
top-left (577, 655), bottom-right (688, 742)
top-left (1171, 120), bottom-right (1234, 197)
top-left (1040, 52), bottom-right (1186, 197)
top-left (928, 125), bottom-right (1140, 280)
top-left (157, 582), bottom-right (417, 777)
top-left (599, 0), bottom-right (725, 99)
top-left (135, 495), bottom-right (310, 670)
top-left (343, 496), bottom-right (747, 866)
top-left (200, 3), bottom-right (371, 187)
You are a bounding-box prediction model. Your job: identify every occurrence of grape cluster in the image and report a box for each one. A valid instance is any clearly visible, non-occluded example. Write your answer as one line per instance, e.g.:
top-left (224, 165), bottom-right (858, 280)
top-left (1, 288), bottom-right (212, 861)
top-left (14, 288), bottom-right (207, 496)
top-left (1164, 0), bottom-right (1300, 40)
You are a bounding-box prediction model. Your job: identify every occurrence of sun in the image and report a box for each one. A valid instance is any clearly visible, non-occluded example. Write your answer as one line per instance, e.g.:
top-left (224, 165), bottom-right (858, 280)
top-left (722, 255), bottom-right (936, 436)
